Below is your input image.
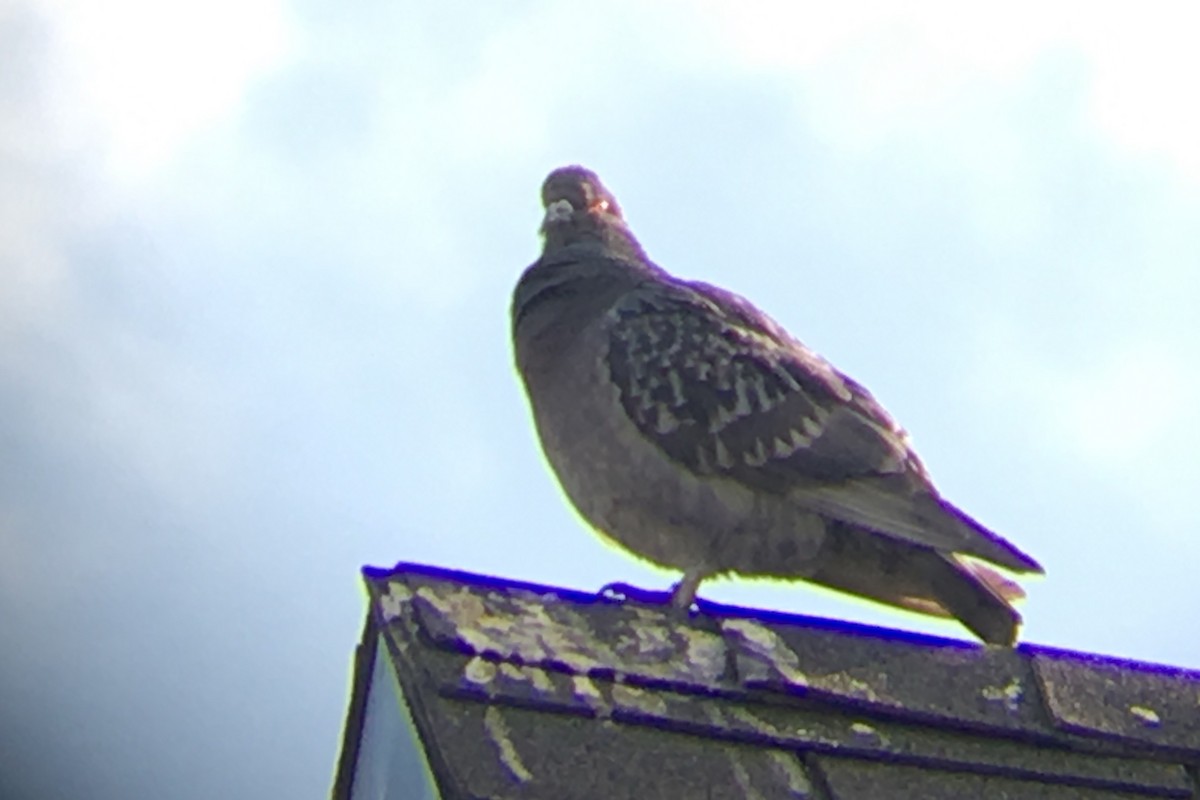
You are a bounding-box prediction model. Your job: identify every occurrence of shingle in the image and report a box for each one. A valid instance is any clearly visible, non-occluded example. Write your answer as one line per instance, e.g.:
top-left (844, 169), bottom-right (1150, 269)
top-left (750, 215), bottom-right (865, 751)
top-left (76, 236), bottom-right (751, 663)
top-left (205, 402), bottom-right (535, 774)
top-left (335, 563), bottom-right (1200, 800)
top-left (411, 645), bottom-right (1190, 796)
top-left (397, 570), bottom-right (731, 690)
top-left (419, 697), bottom-right (824, 800)
top-left (813, 756), bottom-right (1175, 800)
top-left (718, 608), bottom-right (1046, 735)
top-left (706, 698), bottom-right (1190, 794)
top-left (1032, 648), bottom-right (1200, 756)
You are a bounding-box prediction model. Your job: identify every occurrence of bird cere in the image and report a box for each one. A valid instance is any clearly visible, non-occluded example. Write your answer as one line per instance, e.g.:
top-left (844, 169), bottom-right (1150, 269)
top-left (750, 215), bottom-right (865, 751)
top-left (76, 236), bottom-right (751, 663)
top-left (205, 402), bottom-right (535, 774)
top-left (511, 166), bottom-right (1042, 646)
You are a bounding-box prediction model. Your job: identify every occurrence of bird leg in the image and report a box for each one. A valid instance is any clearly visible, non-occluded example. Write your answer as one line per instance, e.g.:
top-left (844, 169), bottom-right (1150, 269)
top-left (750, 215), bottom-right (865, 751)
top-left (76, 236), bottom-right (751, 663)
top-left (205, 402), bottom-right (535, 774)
top-left (669, 569), bottom-right (708, 610)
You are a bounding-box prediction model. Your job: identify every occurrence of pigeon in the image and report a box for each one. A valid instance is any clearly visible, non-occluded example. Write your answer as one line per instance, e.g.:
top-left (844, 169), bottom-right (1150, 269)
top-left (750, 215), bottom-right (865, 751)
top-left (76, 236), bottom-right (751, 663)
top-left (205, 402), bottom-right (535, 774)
top-left (511, 165), bottom-right (1043, 645)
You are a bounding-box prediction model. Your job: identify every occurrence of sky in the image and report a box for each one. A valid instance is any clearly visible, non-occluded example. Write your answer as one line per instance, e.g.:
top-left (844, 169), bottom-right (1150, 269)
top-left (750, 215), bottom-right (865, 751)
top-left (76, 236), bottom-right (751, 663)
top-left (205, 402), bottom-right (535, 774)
top-left (2, 1), bottom-right (1199, 797)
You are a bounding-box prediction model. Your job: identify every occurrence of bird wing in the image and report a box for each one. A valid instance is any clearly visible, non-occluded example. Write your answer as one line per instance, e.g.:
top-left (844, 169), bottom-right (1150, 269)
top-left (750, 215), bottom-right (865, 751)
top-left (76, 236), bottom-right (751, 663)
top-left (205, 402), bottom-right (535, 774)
top-left (604, 277), bottom-right (1039, 570)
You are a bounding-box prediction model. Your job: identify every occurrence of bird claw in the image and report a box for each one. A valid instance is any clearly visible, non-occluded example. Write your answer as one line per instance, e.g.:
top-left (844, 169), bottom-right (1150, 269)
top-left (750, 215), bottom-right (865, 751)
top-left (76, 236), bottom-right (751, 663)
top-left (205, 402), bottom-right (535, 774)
top-left (597, 581), bottom-right (675, 606)
top-left (596, 581), bottom-right (702, 620)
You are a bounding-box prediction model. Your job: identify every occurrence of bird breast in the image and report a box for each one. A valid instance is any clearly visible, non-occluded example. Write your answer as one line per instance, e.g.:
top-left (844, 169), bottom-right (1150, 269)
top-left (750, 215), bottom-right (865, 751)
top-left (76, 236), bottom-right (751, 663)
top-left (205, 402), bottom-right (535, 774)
top-left (519, 310), bottom-right (826, 574)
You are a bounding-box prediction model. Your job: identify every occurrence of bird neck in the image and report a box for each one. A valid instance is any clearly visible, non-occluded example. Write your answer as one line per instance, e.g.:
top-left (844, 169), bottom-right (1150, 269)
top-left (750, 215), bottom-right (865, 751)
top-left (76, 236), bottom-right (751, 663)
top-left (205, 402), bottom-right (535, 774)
top-left (512, 246), bottom-right (659, 375)
top-left (541, 219), bottom-right (649, 265)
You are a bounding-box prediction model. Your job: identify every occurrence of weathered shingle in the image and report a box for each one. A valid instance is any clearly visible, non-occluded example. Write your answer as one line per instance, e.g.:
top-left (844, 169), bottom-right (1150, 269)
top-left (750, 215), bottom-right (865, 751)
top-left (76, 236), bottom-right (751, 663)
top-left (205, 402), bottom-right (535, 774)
top-left (1033, 649), bottom-right (1200, 754)
top-left (334, 563), bottom-right (1200, 799)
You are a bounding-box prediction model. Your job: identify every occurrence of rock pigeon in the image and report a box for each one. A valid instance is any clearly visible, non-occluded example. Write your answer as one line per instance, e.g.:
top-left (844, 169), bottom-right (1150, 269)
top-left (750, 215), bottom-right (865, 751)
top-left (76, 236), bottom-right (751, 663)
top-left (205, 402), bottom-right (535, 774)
top-left (511, 165), bottom-right (1043, 645)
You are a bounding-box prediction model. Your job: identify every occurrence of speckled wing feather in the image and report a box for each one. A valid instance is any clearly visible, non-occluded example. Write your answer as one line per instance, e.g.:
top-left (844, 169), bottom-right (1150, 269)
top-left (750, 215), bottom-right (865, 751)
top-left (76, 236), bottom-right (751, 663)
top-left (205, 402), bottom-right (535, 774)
top-left (605, 277), bottom-right (1034, 568)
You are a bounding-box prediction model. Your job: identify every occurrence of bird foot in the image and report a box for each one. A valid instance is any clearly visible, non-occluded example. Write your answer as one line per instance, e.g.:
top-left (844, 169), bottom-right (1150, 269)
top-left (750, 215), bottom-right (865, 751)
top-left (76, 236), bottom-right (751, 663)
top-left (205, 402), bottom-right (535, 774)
top-left (597, 581), bottom-right (675, 606)
top-left (596, 581), bottom-right (701, 619)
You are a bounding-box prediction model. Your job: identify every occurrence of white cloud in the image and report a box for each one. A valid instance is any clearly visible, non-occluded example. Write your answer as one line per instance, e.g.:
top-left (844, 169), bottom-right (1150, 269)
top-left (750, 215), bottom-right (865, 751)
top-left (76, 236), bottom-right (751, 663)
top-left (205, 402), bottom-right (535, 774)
top-left (0, 3), bottom-right (244, 526)
top-left (39, 0), bottom-right (295, 180)
top-left (0, 174), bottom-right (74, 340)
top-left (1079, 9), bottom-right (1200, 177)
top-left (971, 322), bottom-right (1200, 530)
top-left (653, 1), bottom-right (1200, 179)
top-left (1046, 345), bottom-right (1193, 464)
top-left (24, 1), bottom-right (1200, 190)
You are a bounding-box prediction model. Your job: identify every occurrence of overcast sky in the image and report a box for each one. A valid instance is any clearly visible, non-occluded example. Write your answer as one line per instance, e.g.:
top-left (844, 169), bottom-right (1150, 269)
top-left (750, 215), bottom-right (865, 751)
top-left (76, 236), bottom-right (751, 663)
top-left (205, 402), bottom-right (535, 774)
top-left (3, 2), bottom-right (1199, 798)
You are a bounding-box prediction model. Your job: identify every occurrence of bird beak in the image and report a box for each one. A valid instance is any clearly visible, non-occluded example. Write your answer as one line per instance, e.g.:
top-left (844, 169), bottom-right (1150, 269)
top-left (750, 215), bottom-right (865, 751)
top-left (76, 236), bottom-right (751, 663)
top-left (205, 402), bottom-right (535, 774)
top-left (543, 199), bottom-right (574, 226)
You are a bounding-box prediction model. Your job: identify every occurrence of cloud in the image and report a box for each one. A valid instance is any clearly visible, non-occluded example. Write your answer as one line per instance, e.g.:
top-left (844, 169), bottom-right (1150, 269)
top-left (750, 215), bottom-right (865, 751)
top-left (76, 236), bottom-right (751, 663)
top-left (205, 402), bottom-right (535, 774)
top-left (1004, 337), bottom-right (1194, 463)
top-left (40, 0), bottom-right (295, 179)
top-left (0, 2), bottom-right (243, 595)
top-left (969, 320), bottom-right (1200, 532)
top-left (648, 2), bottom-right (1200, 179)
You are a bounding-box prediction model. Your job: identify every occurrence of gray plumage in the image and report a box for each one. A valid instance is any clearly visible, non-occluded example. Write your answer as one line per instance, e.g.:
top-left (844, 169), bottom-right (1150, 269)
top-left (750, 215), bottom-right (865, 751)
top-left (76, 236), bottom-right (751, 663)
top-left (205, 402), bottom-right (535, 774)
top-left (511, 165), bottom-right (1043, 646)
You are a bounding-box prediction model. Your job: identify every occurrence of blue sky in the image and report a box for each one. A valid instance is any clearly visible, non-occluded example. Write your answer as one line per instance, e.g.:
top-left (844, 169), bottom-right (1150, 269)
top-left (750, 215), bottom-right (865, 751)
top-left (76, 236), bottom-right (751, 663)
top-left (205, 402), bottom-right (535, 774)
top-left (3, 2), bottom-right (1199, 798)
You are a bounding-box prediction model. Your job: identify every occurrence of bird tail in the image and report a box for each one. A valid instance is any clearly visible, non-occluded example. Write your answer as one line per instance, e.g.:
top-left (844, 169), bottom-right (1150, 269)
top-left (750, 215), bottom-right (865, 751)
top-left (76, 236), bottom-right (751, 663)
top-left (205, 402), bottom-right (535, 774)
top-left (802, 525), bottom-right (1028, 645)
top-left (899, 555), bottom-right (1024, 646)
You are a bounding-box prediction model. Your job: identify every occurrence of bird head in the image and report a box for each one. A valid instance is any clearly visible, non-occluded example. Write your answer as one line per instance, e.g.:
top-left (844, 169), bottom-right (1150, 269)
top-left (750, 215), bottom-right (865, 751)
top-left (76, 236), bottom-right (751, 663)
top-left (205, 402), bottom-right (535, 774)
top-left (538, 166), bottom-right (644, 260)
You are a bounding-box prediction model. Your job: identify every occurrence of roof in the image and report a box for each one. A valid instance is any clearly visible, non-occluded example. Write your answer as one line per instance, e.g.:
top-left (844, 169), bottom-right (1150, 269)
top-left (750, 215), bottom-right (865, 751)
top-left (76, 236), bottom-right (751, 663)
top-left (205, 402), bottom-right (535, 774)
top-left (333, 562), bottom-right (1200, 799)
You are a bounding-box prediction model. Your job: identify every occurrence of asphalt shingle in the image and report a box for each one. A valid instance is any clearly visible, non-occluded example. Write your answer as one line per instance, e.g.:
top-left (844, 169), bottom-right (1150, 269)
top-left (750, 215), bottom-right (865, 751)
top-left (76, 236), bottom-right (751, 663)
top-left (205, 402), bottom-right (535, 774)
top-left (333, 563), bottom-right (1200, 799)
